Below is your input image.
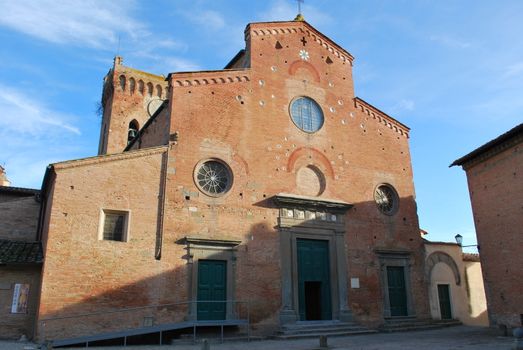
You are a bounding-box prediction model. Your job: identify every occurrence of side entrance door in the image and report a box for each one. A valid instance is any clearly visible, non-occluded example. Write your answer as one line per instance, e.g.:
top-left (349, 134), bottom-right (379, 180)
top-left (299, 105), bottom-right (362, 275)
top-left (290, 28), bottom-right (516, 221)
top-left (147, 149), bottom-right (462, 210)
top-left (387, 266), bottom-right (408, 316)
top-left (437, 284), bottom-right (452, 320)
top-left (297, 239), bottom-right (332, 321)
top-left (197, 260), bottom-right (226, 320)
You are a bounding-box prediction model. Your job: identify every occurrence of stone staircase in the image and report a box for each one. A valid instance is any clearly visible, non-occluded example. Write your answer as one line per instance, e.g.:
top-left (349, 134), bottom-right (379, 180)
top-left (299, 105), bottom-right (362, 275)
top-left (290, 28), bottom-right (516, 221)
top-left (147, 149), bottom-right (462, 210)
top-left (273, 320), bottom-right (377, 340)
top-left (379, 317), bottom-right (462, 332)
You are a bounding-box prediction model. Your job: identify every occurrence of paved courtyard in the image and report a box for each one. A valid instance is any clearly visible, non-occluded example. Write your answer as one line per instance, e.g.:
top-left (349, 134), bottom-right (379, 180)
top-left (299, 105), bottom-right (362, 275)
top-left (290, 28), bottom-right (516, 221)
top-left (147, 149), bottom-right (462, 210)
top-left (0, 326), bottom-right (515, 350)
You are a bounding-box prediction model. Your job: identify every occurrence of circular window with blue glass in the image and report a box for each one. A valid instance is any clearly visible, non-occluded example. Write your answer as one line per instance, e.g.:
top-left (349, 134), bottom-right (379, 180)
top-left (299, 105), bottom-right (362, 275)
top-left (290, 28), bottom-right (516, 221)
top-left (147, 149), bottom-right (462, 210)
top-left (289, 96), bottom-right (324, 133)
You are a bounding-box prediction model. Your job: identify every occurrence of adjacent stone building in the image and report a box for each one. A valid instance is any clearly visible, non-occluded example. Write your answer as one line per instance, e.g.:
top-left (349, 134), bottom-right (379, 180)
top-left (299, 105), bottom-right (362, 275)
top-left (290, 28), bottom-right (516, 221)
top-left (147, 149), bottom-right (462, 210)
top-left (36, 17), bottom-right (431, 342)
top-left (424, 240), bottom-right (488, 326)
top-left (0, 184), bottom-right (43, 339)
top-left (452, 123), bottom-right (523, 329)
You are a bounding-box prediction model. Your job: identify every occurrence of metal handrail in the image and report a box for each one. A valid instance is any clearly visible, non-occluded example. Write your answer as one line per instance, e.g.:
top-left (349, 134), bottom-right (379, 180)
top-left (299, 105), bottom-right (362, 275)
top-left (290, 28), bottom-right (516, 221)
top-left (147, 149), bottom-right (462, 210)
top-left (38, 300), bottom-right (250, 345)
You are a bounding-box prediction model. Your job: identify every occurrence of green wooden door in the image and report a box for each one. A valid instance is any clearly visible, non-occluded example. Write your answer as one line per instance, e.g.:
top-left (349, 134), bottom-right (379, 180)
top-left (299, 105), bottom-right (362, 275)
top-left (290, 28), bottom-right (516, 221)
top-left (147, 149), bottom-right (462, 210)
top-left (387, 266), bottom-right (408, 316)
top-left (437, 284), bottom-right (452, 320)
top-left (197, 260), bottom-right (226, 320)
top-left (297, 239), bottom-right (332, 321)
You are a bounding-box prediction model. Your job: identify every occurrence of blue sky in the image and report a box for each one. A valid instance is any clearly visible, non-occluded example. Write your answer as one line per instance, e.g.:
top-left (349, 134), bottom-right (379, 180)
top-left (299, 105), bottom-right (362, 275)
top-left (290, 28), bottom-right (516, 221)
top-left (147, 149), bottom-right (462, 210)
top-left (0, 0), bottom-right (521, 247)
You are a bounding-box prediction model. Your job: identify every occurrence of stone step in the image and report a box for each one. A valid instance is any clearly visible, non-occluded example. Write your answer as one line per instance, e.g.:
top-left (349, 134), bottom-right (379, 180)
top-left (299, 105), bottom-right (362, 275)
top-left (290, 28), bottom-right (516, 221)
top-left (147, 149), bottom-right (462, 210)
top-left (282, 321), bottom-right (357, 329)
top-left (171, 335), bottom-right (264, 345)
top-left (278, 325), bottom-right (370, 335)
top-left (273, 329), bottom-right (378, 340)
top-left (380, 319), bottom-right (462, 332)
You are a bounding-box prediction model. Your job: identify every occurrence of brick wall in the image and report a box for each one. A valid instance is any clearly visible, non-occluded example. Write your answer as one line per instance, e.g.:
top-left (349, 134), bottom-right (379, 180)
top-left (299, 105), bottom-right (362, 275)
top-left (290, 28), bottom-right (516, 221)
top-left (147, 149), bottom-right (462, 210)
top-left (464, 143), bottom-right (523, 327)
top-left (0, 196), bottom-right (39, 241)
top-left (37, 148), bottom-right (176, 340)
top-left (37, 20), bottom-right (430, 340)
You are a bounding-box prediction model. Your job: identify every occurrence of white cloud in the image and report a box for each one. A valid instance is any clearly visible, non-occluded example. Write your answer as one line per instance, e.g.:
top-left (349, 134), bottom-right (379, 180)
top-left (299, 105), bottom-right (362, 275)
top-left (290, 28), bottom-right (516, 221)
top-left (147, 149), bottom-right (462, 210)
top-left (198, 10), bottom-right (226, 30)
top-left (180, 9), bottom-right (226, 30)
top-left (430, 35), bottom-right (471, 49)
top-left (129, 49), bottom-right (201, 74)
top-left (0, 0), bottom-right (146, 49)
top-left (153, 39), bottom-right (188, 52)
top-left (0, 1), bottom-right (200, 75)
top-left (163, 57), bottom-right (201, 72)
top-left (0, 85), bottom-right (80, 136)
top-left (398, 99), bottom-right (415, 111)
top-left (0, 85), bottom-right (86, 188)
top-left (388, 99), bottom-right (415, 115)
top-left (503, 62), bottom-right (523, 78)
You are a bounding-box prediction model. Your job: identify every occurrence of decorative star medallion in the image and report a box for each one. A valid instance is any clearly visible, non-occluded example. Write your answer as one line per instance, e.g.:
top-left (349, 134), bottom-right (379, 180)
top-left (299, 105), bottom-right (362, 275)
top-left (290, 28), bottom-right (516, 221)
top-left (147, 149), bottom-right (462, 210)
top-left (299, 49), bottom-right (309, 61)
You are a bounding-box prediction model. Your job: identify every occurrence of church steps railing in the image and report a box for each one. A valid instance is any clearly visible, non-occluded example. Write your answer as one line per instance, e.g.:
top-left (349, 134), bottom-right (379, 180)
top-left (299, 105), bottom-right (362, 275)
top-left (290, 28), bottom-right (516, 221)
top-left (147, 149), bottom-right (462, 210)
top-left (38, 300), bottom-right (250, 348)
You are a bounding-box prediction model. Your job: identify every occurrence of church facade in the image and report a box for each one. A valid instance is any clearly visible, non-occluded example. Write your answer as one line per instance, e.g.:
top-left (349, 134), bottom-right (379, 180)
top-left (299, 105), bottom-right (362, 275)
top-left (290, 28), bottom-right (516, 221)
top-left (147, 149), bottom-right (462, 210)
top-left (36, 18), bottom-right (430, 340)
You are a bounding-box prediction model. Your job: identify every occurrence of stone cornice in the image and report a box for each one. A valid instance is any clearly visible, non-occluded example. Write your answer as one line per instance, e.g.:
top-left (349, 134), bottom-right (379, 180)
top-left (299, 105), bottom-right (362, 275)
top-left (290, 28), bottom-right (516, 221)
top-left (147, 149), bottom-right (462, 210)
top-left (247, 21), bottom-right (354, 65)
top-left (177, 237), bottom-right (242, 247)
top-left (354, 97), bottom-right (410, 138)
top-left (273, 193), bottom-right (353, 212)
top-left (170, 69), bottom-right (251, 87)
top-left (53, 146), bottom-right (167, 170)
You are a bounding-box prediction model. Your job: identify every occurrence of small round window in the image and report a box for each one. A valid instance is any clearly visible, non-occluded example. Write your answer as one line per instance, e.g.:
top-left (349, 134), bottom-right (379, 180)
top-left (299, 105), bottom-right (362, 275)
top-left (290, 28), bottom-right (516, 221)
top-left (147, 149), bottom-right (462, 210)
top-left (374, 184), bottom-right (399, 215)
top-left (290, 96), bottom-right (324, 133)
top-left (195, 160), bottom-right (233, 197)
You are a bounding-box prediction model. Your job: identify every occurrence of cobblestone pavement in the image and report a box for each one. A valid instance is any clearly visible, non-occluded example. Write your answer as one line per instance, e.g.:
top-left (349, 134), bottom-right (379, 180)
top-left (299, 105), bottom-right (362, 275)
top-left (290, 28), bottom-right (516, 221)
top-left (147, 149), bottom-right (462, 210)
top-left (0, 326), bottom-right (514, 350)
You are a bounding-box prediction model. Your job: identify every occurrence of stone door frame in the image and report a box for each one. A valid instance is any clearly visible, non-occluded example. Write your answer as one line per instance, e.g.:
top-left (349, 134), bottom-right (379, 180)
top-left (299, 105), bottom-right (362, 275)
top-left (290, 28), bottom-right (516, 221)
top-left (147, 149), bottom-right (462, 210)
top-left (376, 250), bottom-right (416, 318)
top-left (178, 237), bottom-right (241, 321)
top-left (274, 194), bottom-right (353, 324)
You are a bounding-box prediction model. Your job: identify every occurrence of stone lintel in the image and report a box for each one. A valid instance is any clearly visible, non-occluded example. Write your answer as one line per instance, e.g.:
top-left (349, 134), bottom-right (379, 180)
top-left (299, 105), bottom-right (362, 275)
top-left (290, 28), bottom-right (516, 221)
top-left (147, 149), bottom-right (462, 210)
top-left (177, 236), bottom-right (242, 248)
top-left (272, 193), bottom-right (353, 213)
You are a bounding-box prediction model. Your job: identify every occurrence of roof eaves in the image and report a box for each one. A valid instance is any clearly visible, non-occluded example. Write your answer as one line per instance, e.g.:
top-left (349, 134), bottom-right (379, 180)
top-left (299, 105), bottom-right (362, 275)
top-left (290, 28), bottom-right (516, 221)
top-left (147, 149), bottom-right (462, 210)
top-left (0, 186), bottom-right (40, 196)
top-left (450, 123), bottom-right (523, 168)
top-left (52, 145), bottom-right (167, 170)
top-left (354, 97), bottom-right (410, 131)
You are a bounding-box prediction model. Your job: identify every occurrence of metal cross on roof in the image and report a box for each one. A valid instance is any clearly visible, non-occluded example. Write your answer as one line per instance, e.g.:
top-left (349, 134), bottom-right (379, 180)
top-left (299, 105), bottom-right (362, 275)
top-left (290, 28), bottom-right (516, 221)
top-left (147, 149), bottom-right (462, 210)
top-left (297, 0), bottom-right (304, 14)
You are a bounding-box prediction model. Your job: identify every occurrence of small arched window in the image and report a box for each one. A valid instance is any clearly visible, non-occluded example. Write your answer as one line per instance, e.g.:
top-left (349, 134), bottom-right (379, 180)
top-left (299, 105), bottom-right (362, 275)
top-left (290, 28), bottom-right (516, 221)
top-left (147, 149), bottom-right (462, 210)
top-left (129, 78), bottom-right (136, 94)
top-left (128, 120), bottom-right (139, 144)
top-left (147, 82), bottom-right (153, 97)
top-left (119, 75), bottom-right (126, 91)
top-left (138, 80), bottom-right (144, 95)
top-left (156, 85), bottom-right (162, 98)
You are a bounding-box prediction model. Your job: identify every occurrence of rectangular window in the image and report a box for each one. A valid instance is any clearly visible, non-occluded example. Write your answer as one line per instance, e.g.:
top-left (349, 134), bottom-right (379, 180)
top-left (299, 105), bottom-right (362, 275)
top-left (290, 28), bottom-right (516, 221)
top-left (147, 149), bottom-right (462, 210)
top-left (100, 210), bottom-right (129, 242)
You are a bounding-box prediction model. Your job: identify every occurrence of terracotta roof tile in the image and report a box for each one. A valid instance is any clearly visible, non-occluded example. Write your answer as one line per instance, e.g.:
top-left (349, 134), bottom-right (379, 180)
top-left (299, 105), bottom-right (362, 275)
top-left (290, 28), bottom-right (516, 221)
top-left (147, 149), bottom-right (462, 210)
top-left (0, 239), bottom-right (43, 264)
top-left (462, 253), bottom-right (480, 262)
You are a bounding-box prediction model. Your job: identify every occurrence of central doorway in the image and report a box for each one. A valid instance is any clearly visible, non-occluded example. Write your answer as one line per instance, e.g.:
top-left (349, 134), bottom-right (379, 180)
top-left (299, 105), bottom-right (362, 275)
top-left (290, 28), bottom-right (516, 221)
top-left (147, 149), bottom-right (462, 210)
top-left (297, 239), bottom-right (332, 320)
top-left (197, 260), bottom-right (226, 320)
top-left (387, 266), bottom-right (408, 316)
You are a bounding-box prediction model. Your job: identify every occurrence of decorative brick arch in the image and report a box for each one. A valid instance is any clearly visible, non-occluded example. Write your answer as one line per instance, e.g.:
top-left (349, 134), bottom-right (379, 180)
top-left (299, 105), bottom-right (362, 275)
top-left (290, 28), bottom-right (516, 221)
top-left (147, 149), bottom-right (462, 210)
top-left (288, 60), bottom-right (321, 83)
top-left (287, 147), bottom-right (334, 179)
top-left (425, 251), bottom-right (461, 286)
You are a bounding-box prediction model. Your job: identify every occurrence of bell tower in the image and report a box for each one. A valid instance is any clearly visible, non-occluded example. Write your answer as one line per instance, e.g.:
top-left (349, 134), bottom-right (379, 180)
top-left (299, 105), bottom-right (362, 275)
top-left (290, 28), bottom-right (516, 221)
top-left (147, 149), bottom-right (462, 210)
top-left (98, 56), bottom-right (168, 155)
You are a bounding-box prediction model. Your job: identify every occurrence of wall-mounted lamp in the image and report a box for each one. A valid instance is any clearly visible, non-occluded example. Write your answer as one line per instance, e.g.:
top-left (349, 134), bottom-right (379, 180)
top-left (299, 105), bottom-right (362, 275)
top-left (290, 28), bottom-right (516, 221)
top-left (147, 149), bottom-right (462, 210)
top-left (454, 234), bottom-right (480, 250)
